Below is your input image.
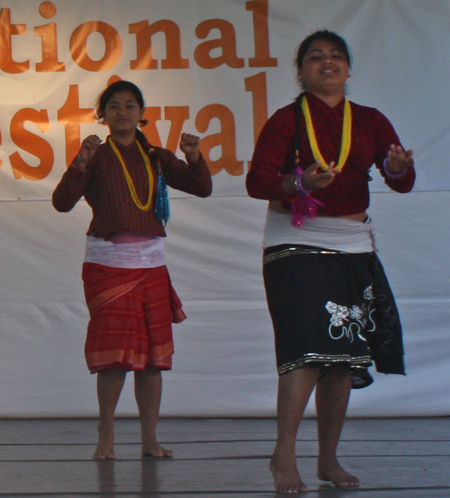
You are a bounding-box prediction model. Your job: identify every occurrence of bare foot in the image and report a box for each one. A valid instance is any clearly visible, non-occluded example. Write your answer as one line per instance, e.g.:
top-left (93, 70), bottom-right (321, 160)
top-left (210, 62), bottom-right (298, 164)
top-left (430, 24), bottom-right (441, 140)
top-left (93, 447), bottom-right (115, 460)
top-left (93, 421), bottom-right (115, 460)
top-left (318, 458), bottom-right (359, 487)
top-left (142, 442), bottom-right (173, 458)
top-left (269, 453), bottom-right (309, 493)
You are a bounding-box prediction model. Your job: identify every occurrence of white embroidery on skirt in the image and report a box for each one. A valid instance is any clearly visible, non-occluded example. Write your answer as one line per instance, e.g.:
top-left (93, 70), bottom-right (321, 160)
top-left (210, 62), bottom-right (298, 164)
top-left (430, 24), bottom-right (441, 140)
top-left (326, 285), bottom-right (376, 342)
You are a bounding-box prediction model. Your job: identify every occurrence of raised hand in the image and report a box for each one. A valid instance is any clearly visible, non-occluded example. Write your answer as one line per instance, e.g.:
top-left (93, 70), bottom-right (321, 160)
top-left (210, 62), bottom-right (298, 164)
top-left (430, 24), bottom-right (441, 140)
top-left (385, 145), bottom-right (414, 175)
top-left (180, 133), bottom-right (200, 163)
top-left (74, 135), bottom-right (102, 171)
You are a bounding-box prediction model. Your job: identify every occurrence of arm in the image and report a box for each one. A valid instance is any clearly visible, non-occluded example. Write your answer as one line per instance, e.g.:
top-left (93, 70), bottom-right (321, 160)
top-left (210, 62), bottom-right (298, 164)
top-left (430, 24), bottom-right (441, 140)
top-left (246, 107), bottom-right (299, 201)
top-left (52, 135), bottom-right (101, 212)
top-left (155, 133), bottom-right (212, 198)
top-left (247, 104), bottom-right (346, 202)
top-left (374, 111), bottom-right (415, 193)
top-left (52, 165), bottom-right (90, 212)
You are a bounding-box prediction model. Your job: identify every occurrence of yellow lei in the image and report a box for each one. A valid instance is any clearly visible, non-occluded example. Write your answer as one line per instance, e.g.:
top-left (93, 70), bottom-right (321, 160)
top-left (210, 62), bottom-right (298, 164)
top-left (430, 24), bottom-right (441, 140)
top-left (301, 96), bottom-right (352, 171)
top-left (108, 137), bottom-right (154, 211)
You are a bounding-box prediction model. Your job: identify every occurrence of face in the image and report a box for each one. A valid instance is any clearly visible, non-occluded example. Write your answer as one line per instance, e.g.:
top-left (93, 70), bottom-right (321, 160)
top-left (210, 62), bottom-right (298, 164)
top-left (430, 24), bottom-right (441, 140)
top-left (103, 90), bottom-right (144, 138)
top-left (298, 39), bottom-right (350, 95)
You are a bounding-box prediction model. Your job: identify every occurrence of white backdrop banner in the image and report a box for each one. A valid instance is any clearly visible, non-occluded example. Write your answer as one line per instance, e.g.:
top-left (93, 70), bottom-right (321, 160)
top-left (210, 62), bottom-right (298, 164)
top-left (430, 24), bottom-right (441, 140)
top-left (0, 0), bottom-right (448, 417)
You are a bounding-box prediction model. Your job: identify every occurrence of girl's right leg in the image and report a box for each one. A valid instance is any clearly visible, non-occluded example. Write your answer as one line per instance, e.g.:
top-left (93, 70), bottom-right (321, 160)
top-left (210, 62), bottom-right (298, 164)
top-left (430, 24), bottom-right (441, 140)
top-left (270, 366), bottom-right (320, 493)
top-left (94, 369), bottom-right (127, 459)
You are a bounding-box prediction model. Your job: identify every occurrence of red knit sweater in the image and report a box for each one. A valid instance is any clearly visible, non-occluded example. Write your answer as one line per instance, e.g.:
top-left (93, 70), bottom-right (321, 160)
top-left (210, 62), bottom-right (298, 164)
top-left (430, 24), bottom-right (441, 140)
top-left (246, 93), bottom-right (415, 215)
top-left (53, 139), bottom-right (212, 239)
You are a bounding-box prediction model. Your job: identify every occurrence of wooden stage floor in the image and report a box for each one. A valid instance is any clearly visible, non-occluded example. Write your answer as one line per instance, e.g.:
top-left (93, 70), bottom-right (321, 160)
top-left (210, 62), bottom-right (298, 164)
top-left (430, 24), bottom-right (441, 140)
top-left (0, 417), bottom-right (448, 497)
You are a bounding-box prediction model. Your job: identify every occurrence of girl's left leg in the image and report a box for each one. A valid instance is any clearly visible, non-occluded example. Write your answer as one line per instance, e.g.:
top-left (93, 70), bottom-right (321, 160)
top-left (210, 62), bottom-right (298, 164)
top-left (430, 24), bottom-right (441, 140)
top-left (316, 368), bottom-right (359, 487)
top-left (134, 368), bottom-right (173, 457)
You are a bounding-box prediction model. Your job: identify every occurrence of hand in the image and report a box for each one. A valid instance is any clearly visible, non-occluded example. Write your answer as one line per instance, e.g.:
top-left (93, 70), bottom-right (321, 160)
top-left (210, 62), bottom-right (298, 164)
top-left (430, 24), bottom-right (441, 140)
top-left (180, 133), bottom-right (200, 162)
top-left (301, 161), bottom-right (342, 191)
top-left (74, 135), bottom-right (102, 170)
top-left (384, 145), bottom-right (414, 175)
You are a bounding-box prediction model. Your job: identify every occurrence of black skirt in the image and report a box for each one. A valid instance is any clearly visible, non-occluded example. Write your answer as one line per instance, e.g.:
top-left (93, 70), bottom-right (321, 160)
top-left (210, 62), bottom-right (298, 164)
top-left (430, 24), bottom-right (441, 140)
top-left (263, 245), bottom-right (405, 389)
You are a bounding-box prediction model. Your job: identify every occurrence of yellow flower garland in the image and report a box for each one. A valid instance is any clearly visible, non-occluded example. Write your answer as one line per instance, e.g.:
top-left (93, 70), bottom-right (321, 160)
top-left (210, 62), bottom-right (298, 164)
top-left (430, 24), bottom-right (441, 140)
top-left (301, 96), bottom-right (352, 171)
top-left (108, 137), bottom-right (154, 211)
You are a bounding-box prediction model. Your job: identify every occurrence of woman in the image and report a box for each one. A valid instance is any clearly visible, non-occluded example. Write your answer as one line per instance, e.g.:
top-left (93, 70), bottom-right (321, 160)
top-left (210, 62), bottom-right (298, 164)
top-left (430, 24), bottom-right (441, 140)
top-left (53, 80), bottom-right (212, 460)
top-left (246, 31), bottom-right (415, 493)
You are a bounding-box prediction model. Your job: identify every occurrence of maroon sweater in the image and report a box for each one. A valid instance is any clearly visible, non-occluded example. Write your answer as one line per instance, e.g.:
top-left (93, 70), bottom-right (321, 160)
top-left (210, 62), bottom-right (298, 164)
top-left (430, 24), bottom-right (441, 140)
top-left (246, 92), bottom-right (415, 215)
top-left (53, 139), bottom-right (212, 239)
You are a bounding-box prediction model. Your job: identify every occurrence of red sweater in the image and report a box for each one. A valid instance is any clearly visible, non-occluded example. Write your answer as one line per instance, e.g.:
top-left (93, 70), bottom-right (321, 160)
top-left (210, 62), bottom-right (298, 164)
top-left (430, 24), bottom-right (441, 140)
top-left (246, 93), bottom-right (415, 215)
top-left (53, 139), bottom-right (212, 239)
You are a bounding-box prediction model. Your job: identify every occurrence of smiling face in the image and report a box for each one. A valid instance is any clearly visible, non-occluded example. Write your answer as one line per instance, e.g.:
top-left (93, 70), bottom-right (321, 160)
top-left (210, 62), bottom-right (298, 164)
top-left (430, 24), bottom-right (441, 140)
top-left (298, 39), bottom-right (350, 98)
top-left (103, 90), bottom-right (144, 143)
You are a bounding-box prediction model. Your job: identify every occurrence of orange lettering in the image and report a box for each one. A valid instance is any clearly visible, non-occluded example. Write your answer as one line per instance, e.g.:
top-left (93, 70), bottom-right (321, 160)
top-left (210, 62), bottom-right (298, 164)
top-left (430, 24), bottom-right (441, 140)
top-left (245, 72), bottom-right (268, 148)
top-left (70, 21), bottom-right (122, 71)
top-left (163, 107), bottom-right (190, 152)
top-left (0, 8), bottom-right (29, 73)
top-left (35, 2), bottom-right (65, 72)
top-left (194, 19), bottom-right (244, 69)
top-left (196, 104), bottom-right (243, 176)
top-left (246, 0), bottom-right (277, 67)
top-left (57, 85), bottom-right (96, 167)
top-left (142, 107), bottom-right (190, 151)
top-left (141, 107), bottom-right (163, 147)
top-left (129, 20), bottom-right (189, 70)
top-left (9, 109), bottom-right (53, 180)
top-left (39, 2), bottom-right (57, 18)
top-left (107, 74), bottom-right (121, 87)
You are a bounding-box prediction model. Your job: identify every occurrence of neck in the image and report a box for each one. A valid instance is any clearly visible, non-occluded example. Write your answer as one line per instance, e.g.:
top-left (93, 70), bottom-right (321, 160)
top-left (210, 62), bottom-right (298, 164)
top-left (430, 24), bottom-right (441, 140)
top-left (110, 131), bottom-right (136, 146)
top-left (307, 89), bottom-right (345, 108)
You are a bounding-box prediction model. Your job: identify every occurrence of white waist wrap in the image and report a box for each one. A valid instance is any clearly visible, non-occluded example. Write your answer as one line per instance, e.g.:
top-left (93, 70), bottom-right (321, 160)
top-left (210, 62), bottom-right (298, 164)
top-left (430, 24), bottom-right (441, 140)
top-left (84, 236), bottom-right (166, 269)
top-left (262, 209), bottom-right (376, 253)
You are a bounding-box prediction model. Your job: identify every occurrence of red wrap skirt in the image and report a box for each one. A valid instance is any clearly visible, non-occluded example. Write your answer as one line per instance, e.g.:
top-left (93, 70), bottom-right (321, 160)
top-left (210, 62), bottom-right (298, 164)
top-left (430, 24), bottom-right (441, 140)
top-left (82, 262), bottom-right (186, 374)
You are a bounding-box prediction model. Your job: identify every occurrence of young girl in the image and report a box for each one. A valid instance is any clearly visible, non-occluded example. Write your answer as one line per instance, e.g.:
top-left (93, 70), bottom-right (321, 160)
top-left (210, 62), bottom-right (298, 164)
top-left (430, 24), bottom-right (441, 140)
top-left (53, 80), bottom-right (212, 459)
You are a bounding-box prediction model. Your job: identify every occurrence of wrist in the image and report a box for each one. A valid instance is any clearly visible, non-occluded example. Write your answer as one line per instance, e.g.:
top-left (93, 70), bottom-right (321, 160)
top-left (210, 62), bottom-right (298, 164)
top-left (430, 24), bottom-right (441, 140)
top-left (72, 153), bottom-right (88, 171)
top-left (187, 154), bottom-right (199, 161)
top-left (383, 159), bottom-right (407, 179)
top-left (185, 151), bottom-right (200, 163)
top-left (295, 173), bottom-right (312, 195)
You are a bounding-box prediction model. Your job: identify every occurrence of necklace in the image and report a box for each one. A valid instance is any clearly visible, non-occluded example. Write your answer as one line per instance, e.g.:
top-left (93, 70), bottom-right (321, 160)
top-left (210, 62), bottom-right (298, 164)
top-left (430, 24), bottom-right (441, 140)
top-left (301, 95), bottom-right (352, 171)
top-left (108, 137), bottom-right (154, 211)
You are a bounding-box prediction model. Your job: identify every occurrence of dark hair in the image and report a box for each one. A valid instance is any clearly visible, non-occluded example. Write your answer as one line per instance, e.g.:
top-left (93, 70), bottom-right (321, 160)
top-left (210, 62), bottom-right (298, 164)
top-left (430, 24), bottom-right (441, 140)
top-left (295, 30), bottom-right (352, 68)
top-left (95, 80), bottom-right (148, 127)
